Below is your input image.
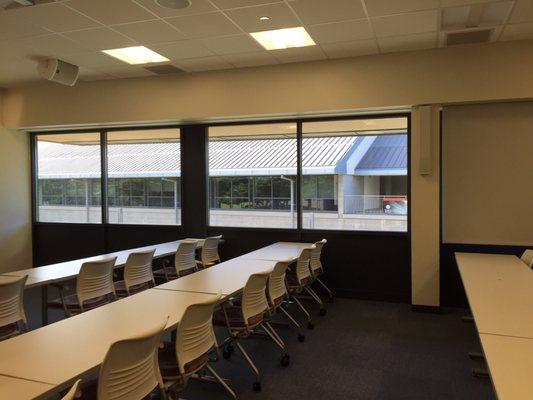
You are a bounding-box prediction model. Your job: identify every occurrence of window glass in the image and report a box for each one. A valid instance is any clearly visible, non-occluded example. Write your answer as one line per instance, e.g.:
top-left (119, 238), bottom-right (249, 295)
top-left (302, 117), bottom-right (408, 231)
top-left (107, 129), bottom-right (181, 225)
top-left (36, 133), bottom-right (102, 223)
top-left (208, 123), bottom-right (297, 228)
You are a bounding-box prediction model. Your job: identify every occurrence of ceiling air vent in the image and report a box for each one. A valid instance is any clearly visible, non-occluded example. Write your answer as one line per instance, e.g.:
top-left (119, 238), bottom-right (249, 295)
top-left (446, 29), bottom-right (492, 46)
top-left (144, 65), bottom-right (185, 75)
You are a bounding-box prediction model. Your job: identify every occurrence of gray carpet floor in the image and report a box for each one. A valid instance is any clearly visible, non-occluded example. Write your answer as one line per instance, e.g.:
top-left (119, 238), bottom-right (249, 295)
top-left (24, 286), bottom-right (495, 400)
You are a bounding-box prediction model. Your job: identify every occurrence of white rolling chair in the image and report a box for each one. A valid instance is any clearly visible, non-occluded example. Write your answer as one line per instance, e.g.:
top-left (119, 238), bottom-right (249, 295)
top-left (154, 240), bottom-right (198, 281)
top-left (61, 379), bottom-right (81, 400)
top-left (520, 249), bottom-right (533, 268)
top-left (309, 239), bottom-right (333, 304)
top-left (286, 247), bottom-right (317, 328)
top-left (196, 235), bottom-right (222, 269)
top-left (114, 249), bottom-right (156, 297)
top-left (0, 275), bottom-right (28, 341)
top-left (50, 257), bottom-right (117, 317)
top-left (160, 293), bottom-right (236, 399)
top-left (267, 260), bottom-right (306, 342)
top-left (217, 270), bottom-right (289, 392)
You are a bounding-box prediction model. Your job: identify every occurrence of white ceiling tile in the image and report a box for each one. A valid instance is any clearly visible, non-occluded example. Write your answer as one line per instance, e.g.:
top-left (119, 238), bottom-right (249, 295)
top-left (176, 56), bottom-right (234, 72)
top-left (440, 0), bottom-right (501, 7)
top-left (151, 39), bottom-right (214, 60)
top-left (321, 39), bottom-right (379, 58)
top-left (289, 0), bottom-right (367, 25)
top-left (224, 3), bottom-right (300, 33)
top-left (63, 27), bottom-right (137, 50)
top-left (95, 66), bottom-right (157, 78)
top-left (112, 20), bottom-right (186, 44)
top-left (441, 6), bottom-right (470, 28)
top-left (482, 1), bottom-right (514, 25)
top-left (0, 12), bottom-right (49, 41)
top-left (66, 0), bottom-right (156, 25)
top-left (364, 0), bottom-right (439, 17)
top-left (78, 67), bottom-right (115, 81)
top-left (508, 0), bottom-right (533, 23)
top-left (132, 0), bottom-right (216, 17)
top-left (306, 19), bottom-right (373, 44)
top-left (201, 34), bottom-right (263, 55)
top-left (222, 51), bottom-right (278, 67)
top-left (17, 34), bottom-right (90, 56)
top-left (210, 0), bottom-right (280, 9)
top-left (8, 3), bottom-right (100, 33)
top-left (62, 52), bottom-right (128, 68)
top-left (372, 10), bottom-right (438, 38)
top-left (165, 12), bottom-right (241, 38)
top-left (378, 32), bottom-right (437, 53)
top-left (271, 45), bottom-right (327, 63)
top-left (500, 22), bottom-right (533, 41)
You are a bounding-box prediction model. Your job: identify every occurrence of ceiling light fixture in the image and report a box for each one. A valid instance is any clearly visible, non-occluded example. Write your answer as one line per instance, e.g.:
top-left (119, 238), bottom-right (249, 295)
top-left (155, 0), bottom-right (191, 9)
top-left (259, 16), bottom-right (270, 21)
top-left (250, 27), bottom-right (315, 50)
top-left (102, 46), bottom-right (169, 65)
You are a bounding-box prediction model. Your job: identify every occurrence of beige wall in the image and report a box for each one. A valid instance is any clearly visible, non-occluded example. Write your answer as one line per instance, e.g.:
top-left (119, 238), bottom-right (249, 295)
top-left (3, 39), bottom-right (533, 129)
top-left (442, 102), bottom-right (533, 246)
top-left (411, 106), bottom-right (440, 307)
top-left (0, 91), bottom-right (32, 273)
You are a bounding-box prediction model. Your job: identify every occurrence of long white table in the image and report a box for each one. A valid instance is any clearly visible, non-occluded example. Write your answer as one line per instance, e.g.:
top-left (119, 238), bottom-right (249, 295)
top-left (456, 252), bottom-right (533, 400)
top-left (240, 242), bottom-right (314, 261)
top-left (456, 252), bottom-right (533, 338)
top-left (1, 239), bottom-right (204, 325)
top-left (479, 334), bottom-right (533, 400)
top-left (0, 241), bottom-right (312, 400)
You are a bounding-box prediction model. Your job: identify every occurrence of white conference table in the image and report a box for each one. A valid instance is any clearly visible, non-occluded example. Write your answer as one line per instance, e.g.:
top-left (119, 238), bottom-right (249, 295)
top-left (155, 256), bottom-right (279, 297)
top-left (455, 252), bottom-right (533, 338)
top-left (240, 242), bottom-right (314, 262)
top-left (0, 289), bottom-right (214, 399)
top-left (1, 239), bottom-right (204, 325)
top-left (479, 334), bottom-right (533, 400)
top-left (0, 375), bottom-right (54, 400)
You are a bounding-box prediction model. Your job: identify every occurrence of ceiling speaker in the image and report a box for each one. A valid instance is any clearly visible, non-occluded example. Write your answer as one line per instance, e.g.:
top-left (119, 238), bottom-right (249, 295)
top-left (155, 0), bottom-right (191, 9)
top-left (37, 59), bottom-right (79, 86)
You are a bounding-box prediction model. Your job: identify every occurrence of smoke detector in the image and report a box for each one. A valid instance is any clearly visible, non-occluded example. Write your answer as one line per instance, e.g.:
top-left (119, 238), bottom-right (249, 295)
top-left (155, 0), bottom-right (191, 9)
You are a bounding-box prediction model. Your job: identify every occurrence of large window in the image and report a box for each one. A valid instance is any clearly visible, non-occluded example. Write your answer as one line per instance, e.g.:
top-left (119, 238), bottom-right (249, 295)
top-left (36, 133), bottom-right (102, 223)
top-left (302, 117), bottom-right (408, 232)
top-left (208, 123), bottom-right (297, 228)
top-left (107, 129), bottom-right (181, 225)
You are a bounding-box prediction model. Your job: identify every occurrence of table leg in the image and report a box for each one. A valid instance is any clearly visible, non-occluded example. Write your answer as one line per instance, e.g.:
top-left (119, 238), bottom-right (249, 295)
top-left (41, 285), bottom-right (48, 326)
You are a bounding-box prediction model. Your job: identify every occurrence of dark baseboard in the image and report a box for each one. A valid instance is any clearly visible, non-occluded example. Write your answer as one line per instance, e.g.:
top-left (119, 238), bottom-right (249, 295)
top-left (411, 304), bottom-right (441, 314)
top-left (334, 288), bottom-right (410, 304)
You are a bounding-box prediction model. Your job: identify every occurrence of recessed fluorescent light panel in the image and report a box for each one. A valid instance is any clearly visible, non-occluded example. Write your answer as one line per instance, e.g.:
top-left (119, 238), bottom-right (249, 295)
top-left (102, 46), bottom-right (169, 65)
top-left (250, 27), bottom-right (315, 50)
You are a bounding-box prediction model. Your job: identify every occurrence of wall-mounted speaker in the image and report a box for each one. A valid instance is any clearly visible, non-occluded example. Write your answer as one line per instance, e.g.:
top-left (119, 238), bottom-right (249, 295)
top-left (37, 59), bottom-right (79, 86)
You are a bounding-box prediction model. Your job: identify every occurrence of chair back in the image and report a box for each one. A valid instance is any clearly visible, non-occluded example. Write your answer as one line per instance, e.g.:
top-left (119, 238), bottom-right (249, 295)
top-left (268, 261), bottom-right (291, 305)
top-left (175, 293), bottom-right (221, 375)
top-left (201, 235), bottom-right (222, 266)
top-left (310, 239), bottom-right (327, 275)
top-left (295, 248), bottom-right (313, 284)
top-left (98, 319), bottom-right (167, 400)
top-left (77, 257), bottom-right (117, 310)
top-left (61, 379), bottom-right (81, 400)
top-left (174, 240), bottom-right (198, 274)
top-left (242, 271), bottom-right (271, 326)
top-left (520, 249), bottom-right (533, 268)
top-left (0, 275), bottom-right (27, 328)
top-left (124, 249), bottom-right (155, 292)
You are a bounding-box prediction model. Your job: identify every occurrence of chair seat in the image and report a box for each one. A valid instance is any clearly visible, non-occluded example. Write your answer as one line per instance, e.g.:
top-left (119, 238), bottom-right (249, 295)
top-left (213, 305), bottom-right (263, 329)
top-left (311, 267), bottom-right (324, 277)
top-left (195, 260), bottom-right (218, 268)
top-left (114, 280), bottom-right (152, 297)
top-left (286, 271), bottom-right (309, 289)
top-left (71, 379), bottom-right (158, 400)
top-left (0, 322), bottom-right (23, 341)
top-left (153, 267), bottom-right (178, 281)
top-left (269, 294), bottom-right (285, 308)
top-left (48, 293), bottom-right (112, 314)
top-left (159, 347), bottom-right (211, 376)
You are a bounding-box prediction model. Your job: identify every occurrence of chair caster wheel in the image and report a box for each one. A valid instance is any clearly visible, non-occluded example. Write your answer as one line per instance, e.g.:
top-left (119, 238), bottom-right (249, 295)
top-left (227, 344), bottom-right (234, 353)
top-left (253, 381), bottom-right (262, 392)
top-left (298, 333), bottom-right (305, 342)
top-left (328, 297), bottom-right (334, 304)
top-left (307, 322), bottom-right (314, 330)
top-left (222, 350), bottom-right (231, 359)
top-left (319, 308), bottom-right (327, 316)
top-left (280, 354), bottom-right (290, 367)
